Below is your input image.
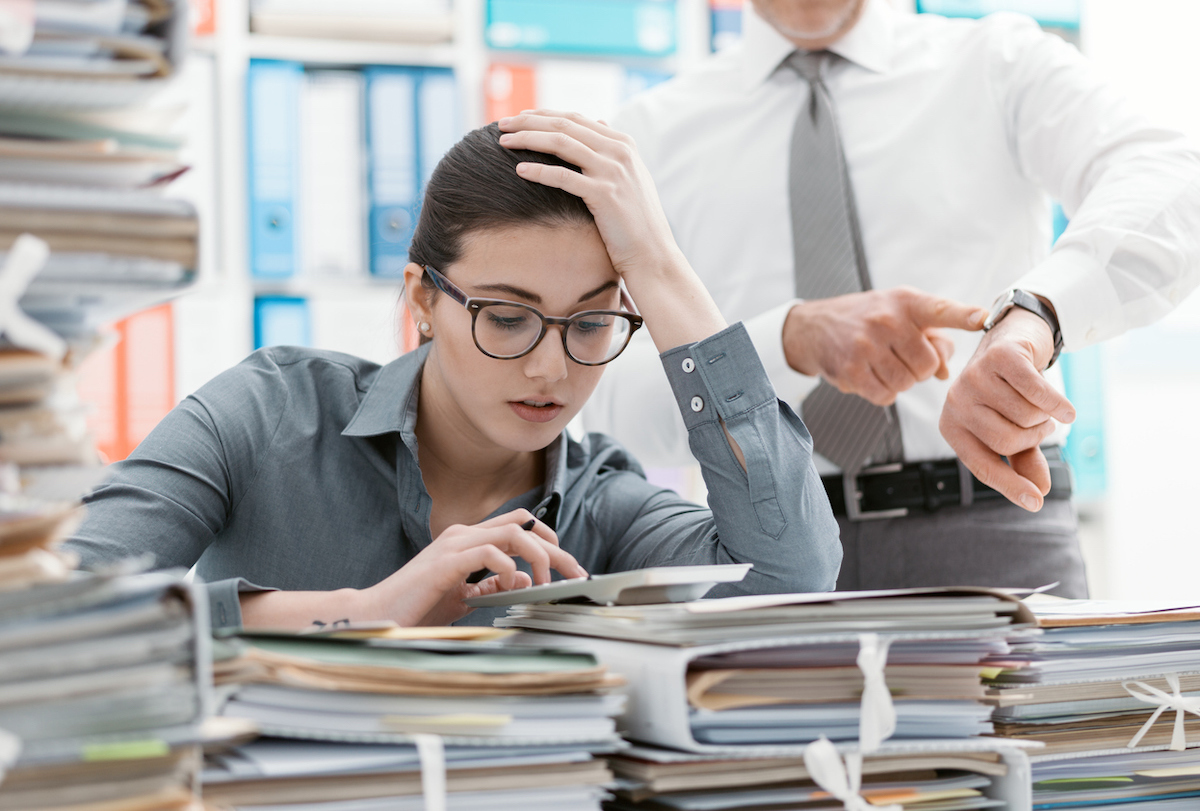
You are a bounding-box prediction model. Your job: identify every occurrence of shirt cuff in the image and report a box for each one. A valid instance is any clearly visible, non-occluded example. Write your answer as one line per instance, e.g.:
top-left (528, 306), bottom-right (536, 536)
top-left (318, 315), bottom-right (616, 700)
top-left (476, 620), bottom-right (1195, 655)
top-left (1013, 246), bottom-right (1120, 352)
top-left (204, 576), bottom-right (277, 632)
top-left (742, 299), bottom-right (821, 406)
top-left (660, 323), bottom-right (778, 431)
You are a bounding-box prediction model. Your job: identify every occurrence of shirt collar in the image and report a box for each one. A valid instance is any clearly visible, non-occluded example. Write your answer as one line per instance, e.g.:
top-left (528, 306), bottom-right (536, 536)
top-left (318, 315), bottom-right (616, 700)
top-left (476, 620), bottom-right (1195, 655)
top-left (341, 343), bottom-right (430, 440)
top-left (741, 0), bottom-right (895, 91)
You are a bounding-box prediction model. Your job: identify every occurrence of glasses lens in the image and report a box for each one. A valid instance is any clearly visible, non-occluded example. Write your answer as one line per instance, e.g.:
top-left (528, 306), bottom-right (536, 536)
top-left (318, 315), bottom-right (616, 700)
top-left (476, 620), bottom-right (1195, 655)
top-left (474, 303), bottom-right (543, 357)
top-left (566, 312), bottom-right (632, 364)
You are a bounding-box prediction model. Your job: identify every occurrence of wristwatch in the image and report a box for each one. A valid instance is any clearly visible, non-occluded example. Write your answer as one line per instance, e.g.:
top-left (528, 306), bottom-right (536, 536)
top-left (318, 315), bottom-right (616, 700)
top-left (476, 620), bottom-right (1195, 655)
top-left (983, 289), bottom-right (1064, 369)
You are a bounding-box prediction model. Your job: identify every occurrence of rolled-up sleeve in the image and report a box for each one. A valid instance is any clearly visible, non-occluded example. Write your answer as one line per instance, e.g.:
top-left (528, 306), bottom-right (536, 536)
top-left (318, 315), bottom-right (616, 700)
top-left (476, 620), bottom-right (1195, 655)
top-left (599, 323), bottom-right (841, 595)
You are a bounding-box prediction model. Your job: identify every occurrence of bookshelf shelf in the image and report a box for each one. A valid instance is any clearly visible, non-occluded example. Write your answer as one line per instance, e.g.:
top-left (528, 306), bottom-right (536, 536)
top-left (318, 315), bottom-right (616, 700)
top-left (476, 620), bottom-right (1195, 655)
top-left (245, 35), bottom-right (460, 68)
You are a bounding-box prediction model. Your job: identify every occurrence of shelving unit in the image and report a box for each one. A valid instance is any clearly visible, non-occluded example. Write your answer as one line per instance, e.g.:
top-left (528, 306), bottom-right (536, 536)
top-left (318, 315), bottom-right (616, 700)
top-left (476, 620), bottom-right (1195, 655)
top-left (170, 0), bottom-right (721, 395)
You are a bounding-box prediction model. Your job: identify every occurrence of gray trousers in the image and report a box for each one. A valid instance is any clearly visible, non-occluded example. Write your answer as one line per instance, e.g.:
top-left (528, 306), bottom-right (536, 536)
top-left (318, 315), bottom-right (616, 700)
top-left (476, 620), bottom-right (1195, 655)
top-left (834, 497), bottom-right (1088, 598)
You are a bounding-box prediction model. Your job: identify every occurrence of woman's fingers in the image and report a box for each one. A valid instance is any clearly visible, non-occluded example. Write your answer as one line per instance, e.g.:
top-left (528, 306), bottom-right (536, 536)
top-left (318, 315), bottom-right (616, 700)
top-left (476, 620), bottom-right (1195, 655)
top-left (467, 569), bottom-right (533, 600)
top-left (500, 129), bottom-right (597, 170)
top-left (453, 544), bottom-right (522, 591)
top-left (477, 509), bottom-right (561, 547)
top-left (438, 512), bottom-right (586, 583)
top-left (499, 109), bottom-right (623, 150)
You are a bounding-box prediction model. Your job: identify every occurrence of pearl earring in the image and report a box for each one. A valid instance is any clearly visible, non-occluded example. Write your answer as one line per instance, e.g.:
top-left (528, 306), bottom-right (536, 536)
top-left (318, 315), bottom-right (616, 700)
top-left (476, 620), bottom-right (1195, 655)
top-left (418, 322), bottom-right (430, 333)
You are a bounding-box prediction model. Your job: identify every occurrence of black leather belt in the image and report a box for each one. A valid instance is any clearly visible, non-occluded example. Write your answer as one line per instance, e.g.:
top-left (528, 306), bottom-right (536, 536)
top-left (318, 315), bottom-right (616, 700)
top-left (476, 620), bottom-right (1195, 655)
top-left (822, 447), bottom-right (1073, 521)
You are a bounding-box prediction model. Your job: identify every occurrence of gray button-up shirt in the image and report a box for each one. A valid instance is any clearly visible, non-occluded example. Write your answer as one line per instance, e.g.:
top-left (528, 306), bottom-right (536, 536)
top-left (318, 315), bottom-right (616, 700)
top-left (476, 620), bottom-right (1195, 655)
top-left (67, 323), bottom-right (840, 630)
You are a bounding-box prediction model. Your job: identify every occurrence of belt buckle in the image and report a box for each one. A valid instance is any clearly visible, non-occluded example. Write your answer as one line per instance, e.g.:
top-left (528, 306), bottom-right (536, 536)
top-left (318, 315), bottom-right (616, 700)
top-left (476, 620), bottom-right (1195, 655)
top-left (843, 463), bottom-right (909, 522)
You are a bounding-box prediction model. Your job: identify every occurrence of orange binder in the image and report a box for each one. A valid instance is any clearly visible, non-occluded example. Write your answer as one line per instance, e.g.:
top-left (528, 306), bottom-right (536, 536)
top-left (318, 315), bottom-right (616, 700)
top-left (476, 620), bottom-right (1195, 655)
top-left (78, 304), bottom-right (177, 463)
top-left (486, 63), bottom-right (537, 123)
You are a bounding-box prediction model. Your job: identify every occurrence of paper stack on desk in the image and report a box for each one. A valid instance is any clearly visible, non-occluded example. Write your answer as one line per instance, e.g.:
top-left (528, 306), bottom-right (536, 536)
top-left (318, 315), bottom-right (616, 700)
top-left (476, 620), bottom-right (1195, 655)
top-left (0, 0), bottom-right (196, 339)
top-left (606, 742), bottom-right (1030, 811)
top-left (205, 628), bottom-right (626, 811)
top-left (0, 568), bottom-right (215, 810)
top-left (982, 598), bottom-right (1200, 810)
top-left (495, 585), bottom-right (1041, 810)
top-left (498, 587), bottom-right (1034, 751)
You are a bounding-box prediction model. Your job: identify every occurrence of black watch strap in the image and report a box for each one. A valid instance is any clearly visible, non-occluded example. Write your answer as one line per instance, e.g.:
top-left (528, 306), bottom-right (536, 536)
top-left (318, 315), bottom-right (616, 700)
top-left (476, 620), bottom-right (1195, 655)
top-left (985, 289), bottom-right (1063, 369)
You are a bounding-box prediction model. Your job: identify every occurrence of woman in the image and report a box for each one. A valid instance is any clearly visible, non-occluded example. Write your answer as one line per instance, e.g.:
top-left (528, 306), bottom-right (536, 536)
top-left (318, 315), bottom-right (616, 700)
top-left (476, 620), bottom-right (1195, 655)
top-left (66, 112), bottom-right (840, 631)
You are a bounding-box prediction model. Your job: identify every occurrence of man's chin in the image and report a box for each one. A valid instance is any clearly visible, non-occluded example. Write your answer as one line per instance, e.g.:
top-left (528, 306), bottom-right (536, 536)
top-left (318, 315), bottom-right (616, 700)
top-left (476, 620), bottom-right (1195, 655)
top-left (757, 0), bottom-right (864, 47)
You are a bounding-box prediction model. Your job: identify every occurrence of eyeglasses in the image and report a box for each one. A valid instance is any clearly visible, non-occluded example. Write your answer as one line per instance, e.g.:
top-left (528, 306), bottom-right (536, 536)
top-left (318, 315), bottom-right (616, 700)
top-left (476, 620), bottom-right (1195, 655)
top-left (423, 265), bottom-right (644, 366)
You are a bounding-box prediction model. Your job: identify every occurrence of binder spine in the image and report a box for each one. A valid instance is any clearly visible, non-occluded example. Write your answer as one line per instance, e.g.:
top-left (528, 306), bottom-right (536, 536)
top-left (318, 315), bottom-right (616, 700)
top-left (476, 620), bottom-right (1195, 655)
top-left (247, 60), bottom-right (303, 280)
top-left (365, 67), bottom-right (420, 279)
top-left (254, 295), bottom-right (311, 349)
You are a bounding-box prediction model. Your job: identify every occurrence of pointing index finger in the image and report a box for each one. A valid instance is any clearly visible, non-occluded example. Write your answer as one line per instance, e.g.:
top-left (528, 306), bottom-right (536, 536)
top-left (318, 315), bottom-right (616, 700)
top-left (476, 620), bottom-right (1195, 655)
top-left (907, 293), bottom-right (988, 332)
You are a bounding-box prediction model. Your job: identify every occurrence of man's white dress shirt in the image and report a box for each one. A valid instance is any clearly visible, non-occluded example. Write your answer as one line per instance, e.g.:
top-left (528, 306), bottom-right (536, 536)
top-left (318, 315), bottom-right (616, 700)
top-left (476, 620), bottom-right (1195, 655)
top-left (583, 0), bottom-right (1200, 470)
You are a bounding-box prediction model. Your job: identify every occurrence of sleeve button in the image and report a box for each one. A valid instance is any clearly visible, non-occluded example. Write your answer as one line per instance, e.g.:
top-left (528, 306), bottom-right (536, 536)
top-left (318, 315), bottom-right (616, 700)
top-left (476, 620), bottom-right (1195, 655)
top-left (690, 396), bottom-right (704, 412)
top-left (681, 357), bottom-right (695, 373)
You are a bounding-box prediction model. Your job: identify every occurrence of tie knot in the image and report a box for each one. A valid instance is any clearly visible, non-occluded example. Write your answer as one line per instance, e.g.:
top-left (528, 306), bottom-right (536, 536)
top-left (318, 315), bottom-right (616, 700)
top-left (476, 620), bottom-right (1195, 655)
top-left (788, 50), bottom-right (828, 84)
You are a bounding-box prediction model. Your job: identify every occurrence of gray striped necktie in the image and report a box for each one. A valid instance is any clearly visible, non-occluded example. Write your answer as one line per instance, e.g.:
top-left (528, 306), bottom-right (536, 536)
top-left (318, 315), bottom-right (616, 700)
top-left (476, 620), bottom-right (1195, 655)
top-left (788, 50), bottom-right (903, 473)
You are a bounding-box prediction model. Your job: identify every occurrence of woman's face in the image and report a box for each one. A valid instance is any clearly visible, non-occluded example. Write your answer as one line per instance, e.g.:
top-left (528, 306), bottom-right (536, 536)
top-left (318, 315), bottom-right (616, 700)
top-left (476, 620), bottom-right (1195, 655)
top-left (415, 222), bottom-right (621, 454)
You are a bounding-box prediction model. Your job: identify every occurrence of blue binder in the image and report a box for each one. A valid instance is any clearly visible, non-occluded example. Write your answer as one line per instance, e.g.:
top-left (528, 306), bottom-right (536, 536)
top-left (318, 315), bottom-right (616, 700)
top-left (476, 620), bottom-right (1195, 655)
top-left (365, 67), bottom-right (420, 278)
top-left (254, 296), bottom-right (311, 349)
top-left (486, 0), bottom-right (677, 57)
top-left (417, 68), bottom-right (461, 190)
top-left (1051, 203), bottom-right (1107, 502)
top-left (247, 60), bottom-right (303, 279)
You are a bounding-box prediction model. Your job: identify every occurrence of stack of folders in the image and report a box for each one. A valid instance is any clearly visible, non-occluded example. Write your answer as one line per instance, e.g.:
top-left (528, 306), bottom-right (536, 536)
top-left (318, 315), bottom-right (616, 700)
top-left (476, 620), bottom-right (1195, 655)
top-left (0, 565), bottom-right (215, 811)
top-left (983, 598), bottom-right (1200, 810)
top-left (605, 743), bottom-right (1029, 811)
top-left (496, 586), bottom-right (1036, 747)
top-left (0, 0), bottom-right (196, 338)
top-left (204, 627), bottom-right (627, 811)
top-left (484, 575), bottom-right (1041, 810)
top-left (249, 0), bottom-right (455, 43)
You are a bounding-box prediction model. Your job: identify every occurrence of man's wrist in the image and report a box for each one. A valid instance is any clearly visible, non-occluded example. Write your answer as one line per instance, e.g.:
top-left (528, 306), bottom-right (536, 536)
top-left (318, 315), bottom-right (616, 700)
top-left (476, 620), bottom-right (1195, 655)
top-left (782, 300), bottom-right (819, 376)
top-left (984, 289), bottom-right (1063, 369)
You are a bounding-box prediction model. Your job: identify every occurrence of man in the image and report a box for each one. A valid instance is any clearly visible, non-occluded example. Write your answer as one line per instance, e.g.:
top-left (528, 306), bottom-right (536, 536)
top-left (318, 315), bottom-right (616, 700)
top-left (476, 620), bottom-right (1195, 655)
top-left (580, 0), bottom-right (1200, 595)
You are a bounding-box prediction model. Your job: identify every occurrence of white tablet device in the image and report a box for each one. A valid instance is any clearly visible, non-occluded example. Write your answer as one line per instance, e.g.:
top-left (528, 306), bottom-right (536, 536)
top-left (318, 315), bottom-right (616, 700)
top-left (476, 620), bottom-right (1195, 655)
top-left (463, 563), bottom-right (753, 608)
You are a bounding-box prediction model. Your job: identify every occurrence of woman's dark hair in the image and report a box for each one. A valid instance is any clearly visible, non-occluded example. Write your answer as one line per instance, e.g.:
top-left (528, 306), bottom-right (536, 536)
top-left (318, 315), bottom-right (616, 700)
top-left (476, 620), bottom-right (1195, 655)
top-left (409, 122), bottom-right (594, 274)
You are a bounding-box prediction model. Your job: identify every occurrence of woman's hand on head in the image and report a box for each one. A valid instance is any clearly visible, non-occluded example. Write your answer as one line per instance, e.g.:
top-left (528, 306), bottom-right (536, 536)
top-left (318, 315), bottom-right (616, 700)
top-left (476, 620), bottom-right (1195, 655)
top-left (361, 509), bottom-right (587, 627)
top-left (497, 111), bottom-right (684, 284)
top-left (498, 111), bottom-right (729, 355)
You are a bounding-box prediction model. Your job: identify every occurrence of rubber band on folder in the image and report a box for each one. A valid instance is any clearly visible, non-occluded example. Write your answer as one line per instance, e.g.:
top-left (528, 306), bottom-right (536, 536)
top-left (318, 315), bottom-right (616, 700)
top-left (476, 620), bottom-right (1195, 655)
top-left (1123, 673), bottom-right (1200, 751)
top-left (804, 736), bottom-right (901, 811)
top-left (856, 633), bottom-right (896, 754)
top-left (414, 733), bottom-right (447, 811)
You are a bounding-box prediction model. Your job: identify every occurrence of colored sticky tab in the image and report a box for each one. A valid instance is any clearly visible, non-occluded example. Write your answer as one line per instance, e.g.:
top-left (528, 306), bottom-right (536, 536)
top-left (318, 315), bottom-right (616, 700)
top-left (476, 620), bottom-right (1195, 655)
top-left (84, 739), bottom-right (171, 761)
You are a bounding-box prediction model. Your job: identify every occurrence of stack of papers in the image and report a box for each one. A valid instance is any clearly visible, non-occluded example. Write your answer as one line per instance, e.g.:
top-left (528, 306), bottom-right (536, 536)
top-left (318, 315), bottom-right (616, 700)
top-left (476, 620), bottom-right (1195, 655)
top-left (978, 598), bottom-right (1200, 809)
top-left (0, 570), bottom-right (214, 810)
top-left (0, 348), bottom-right (99, 474)
top-left (0, 0), bottom-right (187, 107)
top-left (249, 0), bottom-right (455, 44)
top-left (1031, 748), bottom-right (1200, 810)
top-left (606, 742), bottom-right (1027, 811)
top-left (206, 628), bottom-right (626, 810)
top-left (497, 587), bottom-right (1035, 752)
top-left (985, 599), bottom-right (1200, 756)
top-left (0, 0), bottom-right (196, 339)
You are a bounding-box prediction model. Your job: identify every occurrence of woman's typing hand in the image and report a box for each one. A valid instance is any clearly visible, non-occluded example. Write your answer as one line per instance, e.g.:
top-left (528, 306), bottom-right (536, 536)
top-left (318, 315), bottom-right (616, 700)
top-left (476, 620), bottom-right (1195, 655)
top-left (360, 509), bottom-right (587, 627)
top-left (239, 509), bottom-right (585, 629)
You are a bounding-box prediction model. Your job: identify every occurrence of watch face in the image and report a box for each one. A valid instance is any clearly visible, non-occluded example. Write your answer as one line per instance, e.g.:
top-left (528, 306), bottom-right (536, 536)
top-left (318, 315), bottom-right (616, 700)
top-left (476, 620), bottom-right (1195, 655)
top-left (984, 291), bottom-right (1017, 331)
